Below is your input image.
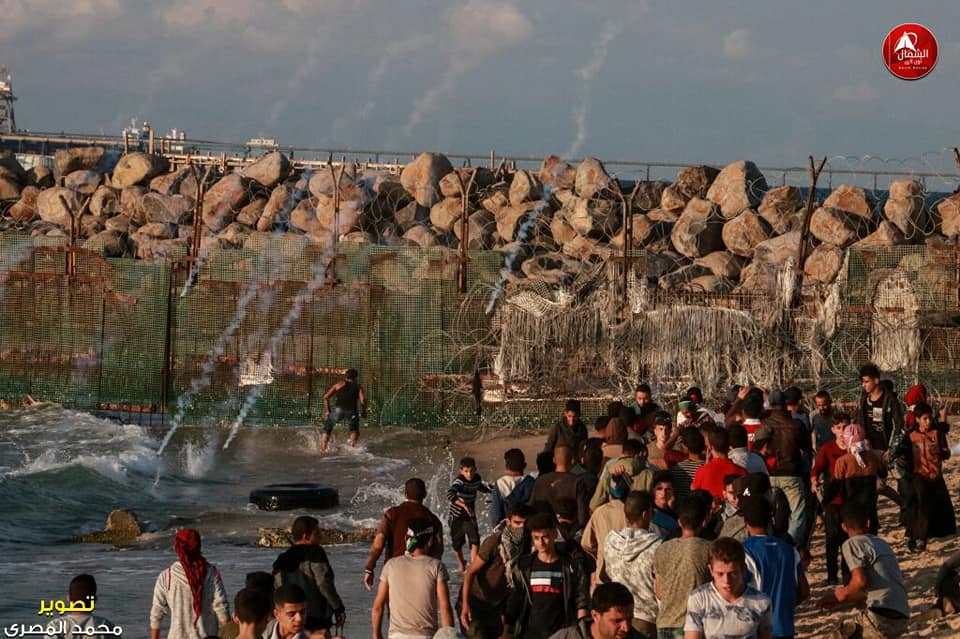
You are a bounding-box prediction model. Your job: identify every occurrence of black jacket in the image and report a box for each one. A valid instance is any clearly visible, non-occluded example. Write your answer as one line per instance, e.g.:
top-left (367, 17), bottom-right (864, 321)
top-left (544, 418), bottom-right (588, 454)
top-left (504, 551), bottom-right (590, 639)
top-left (856, 389), bottom-right (904, 452)
top-left (273, 544), bottom-right (344, 622)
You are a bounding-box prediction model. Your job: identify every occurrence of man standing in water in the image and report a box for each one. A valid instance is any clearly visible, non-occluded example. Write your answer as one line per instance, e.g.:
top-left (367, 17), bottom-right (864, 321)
top-left (321, 368), bottom-right (366, 452)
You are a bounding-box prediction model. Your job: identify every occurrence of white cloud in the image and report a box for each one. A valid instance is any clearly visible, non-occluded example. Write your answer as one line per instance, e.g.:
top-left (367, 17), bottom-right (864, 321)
top-left (0, 0), bottom-right (122, 40)
top-left (722, 28), bottom-right (753, 60)
top-left (449, 0), bottom-right (533, 55)
top-left (160, 0), bottom-right (263, 29)
top-left (832, 80), bottom-right (878, 101)
top-left (402, 1), bottom-right (532, 135)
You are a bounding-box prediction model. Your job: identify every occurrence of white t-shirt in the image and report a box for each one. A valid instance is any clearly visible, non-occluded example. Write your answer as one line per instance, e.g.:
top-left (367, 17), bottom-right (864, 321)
top-left (684, 582), bottom-right (772, 639)
top-left (380, 554), bottom-right (450, 639)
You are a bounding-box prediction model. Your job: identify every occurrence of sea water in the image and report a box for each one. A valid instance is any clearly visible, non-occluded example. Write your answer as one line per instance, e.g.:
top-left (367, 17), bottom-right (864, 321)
top-left (0, 405), bottom-right (464, 635)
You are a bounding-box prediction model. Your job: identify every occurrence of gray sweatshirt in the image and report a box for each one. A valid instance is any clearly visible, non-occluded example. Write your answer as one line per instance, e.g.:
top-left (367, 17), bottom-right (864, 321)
top-left (150, 561), bottom-right (230, 639)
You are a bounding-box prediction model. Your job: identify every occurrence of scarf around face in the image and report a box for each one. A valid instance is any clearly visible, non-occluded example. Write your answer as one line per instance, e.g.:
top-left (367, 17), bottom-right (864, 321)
top-left (498, 523), bottom-right (526, 589)
top-left (843, 423), bottom-right (869, 469)
top-left (174, 528), bottom-right (209, 623)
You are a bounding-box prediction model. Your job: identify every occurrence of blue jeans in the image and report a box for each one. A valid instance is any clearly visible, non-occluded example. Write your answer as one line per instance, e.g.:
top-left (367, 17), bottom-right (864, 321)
top-left (324, 407), bottom-right (359, 434)
top-left (770, 475), bottom-right (807, 545)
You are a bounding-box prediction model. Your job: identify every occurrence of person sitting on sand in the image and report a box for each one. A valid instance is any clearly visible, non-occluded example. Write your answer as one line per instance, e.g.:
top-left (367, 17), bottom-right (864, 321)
top-left (817, 503), bottom-right (910, 639)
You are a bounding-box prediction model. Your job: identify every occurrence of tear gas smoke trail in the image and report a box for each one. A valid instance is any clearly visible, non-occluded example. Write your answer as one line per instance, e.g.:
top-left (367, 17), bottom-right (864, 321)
top-left (485, 20), bottom-right (624, 315)
top-left (484, 181), bottom-right (555, 315)
top-left (157, 171), bottom-right (315, 461)
top-left (223, 206), bottom-right (350, 449)
top-left (563, 20), bottom-right (622, 160)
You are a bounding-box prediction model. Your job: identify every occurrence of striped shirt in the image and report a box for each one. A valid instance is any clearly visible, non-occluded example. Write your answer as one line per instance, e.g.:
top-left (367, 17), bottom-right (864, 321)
top-left (448, 472), bottom-right (490, 519)
top-left (671, 459), bottom-right (705, 503)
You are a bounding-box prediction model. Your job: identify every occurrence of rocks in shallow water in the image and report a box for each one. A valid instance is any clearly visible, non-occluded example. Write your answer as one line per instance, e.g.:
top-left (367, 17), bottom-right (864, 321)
top-left (257, 526), bottom-right (376, 547)
top-left (670, 198), bottom-right (725, 258)
top-left (706, 160), bottom-right (767, 219)
top-left (401, 152), bottom-right (453, 208)
top-left (71, 509), bottom-right (142, 544)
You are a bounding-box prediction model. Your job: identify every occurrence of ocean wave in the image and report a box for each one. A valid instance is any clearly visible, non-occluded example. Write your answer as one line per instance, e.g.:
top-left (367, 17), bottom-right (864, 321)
top-left (0, 407), bottom-right (158, 482)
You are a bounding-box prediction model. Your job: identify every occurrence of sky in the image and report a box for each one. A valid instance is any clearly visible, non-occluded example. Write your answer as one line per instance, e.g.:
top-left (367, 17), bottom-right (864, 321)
top-left (2, 0), bottom-right (960, 182)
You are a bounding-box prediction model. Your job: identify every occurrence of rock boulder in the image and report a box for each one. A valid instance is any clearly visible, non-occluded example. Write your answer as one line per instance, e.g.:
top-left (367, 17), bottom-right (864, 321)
top-left (509, 170), bottom-right (544, 206)
top-left (400, 153), bottom-right (453, 208)
top-left (883, 180), bottom-right (929, 239)
top-left (810, 207), bottom-right (873, 247)
top-left (670, 198), bottom-right (725, 258)
top-left (758, 185), bottom-right (802, 234)
top-left (54, 147), bottom-right (106, 179)
top-left (824, 185), bottom-right (875, 220)
top-left (705, 160), bottom-right (767, 219)
top-left (721, 209), bottom-right (772, 257)
top-left (574, 157), bottom-right (614, 199)
top-left (240, 151), bottom-right (290, 188)
top-left (202, 174), bottom-right (249, 233)
top-left (36, 187), bottom-right (78, 228)
top-left (112, 152), bottom-right (169, 189)
top-left (803, 244), bottom-right (844, 284)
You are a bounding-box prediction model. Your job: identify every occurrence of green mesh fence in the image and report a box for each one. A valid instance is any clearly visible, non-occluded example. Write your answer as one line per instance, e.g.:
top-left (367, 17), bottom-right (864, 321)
top-left (1, 234), bottom-right (958, 425)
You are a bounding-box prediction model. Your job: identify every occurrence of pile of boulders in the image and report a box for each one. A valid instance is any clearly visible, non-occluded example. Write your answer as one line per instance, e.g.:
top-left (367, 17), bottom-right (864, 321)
top-left (1, 147), bottom-right (957, 294)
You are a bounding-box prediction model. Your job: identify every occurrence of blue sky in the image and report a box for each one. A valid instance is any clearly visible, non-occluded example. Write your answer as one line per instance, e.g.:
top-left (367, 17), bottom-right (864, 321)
top-left (2, 0), bottom-right (959, 177)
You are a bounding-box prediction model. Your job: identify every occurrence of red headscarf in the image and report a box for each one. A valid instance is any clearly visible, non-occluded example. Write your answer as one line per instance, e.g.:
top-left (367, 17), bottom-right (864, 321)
top-left (904, 384), bottom-right (927, 429)
top-left (174, 528), bottom-right (209, 622)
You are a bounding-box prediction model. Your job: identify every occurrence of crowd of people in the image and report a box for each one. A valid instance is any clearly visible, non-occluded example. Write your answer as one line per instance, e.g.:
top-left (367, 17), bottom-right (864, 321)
top-left (45, 364), bottom-right (959, 639)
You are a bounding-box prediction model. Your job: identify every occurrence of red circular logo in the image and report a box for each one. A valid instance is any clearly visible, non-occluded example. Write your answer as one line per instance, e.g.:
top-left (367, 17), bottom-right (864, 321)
top-left (882, 23), bottom-right (938, 80)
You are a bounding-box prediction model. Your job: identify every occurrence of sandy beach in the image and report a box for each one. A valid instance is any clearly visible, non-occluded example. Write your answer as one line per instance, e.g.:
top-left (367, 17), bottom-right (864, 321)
top-left (439, 420), bottom-right (960, 639)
